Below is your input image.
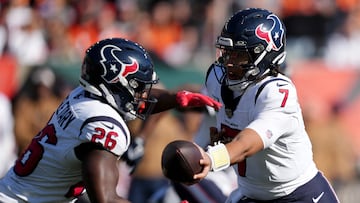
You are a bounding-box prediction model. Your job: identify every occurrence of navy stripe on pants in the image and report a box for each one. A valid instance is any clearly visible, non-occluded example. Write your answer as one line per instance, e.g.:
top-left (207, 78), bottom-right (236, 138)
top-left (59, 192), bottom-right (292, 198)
top-left (238, 172), bottom-right (339, 203)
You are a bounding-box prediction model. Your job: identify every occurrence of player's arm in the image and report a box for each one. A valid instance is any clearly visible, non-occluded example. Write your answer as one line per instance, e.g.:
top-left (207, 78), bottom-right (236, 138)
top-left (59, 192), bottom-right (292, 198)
top-left (77, 143), bottom-right (130, 203)
top-left (194, 128), bottom-right (263, 179)
top-left (226, 128), bottom-right (264, 163)
top-left (149, 88), bottom-right (222, 114)
top-left (195, 83), bottom-right (296, 178)
top-left (148, 88), bottom-right (177, 113)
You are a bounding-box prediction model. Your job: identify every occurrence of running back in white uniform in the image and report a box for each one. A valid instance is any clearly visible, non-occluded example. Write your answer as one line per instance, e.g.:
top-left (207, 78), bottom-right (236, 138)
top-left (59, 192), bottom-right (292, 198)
top-left (205, 64), bottom-right (318, 200)
top-left (0, 86), bottom-right (130, 203)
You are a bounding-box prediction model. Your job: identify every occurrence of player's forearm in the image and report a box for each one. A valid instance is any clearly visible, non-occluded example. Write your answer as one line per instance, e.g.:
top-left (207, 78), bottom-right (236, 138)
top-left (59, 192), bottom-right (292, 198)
top-left (227, 128), bottom-right (264, 164)
top-left (82, 149), bottom-right (130, 203)
top-left (149, 88), bottom-right (178, 113)
top-left (149, 88), bottom-right (222, 114)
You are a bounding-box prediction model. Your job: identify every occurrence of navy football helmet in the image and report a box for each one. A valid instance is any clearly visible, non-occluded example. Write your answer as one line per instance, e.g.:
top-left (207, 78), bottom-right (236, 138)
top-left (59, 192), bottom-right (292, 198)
top-left (80, 38), bottom-right (158, 121)
top-left (216, 8), bottom-right (286, 92)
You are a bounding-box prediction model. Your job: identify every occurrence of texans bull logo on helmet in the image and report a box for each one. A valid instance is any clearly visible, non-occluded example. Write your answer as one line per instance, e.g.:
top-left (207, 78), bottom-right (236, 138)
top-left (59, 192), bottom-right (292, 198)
top-left (100, 44), bottom-right (139, 84)
top-left (255, 14), bottom-right (284, 51)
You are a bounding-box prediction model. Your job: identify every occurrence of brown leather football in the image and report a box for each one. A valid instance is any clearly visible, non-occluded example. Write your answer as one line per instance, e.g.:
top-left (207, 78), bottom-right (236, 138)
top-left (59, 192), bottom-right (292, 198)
top-left (161, 140), bottom-right (203, 185)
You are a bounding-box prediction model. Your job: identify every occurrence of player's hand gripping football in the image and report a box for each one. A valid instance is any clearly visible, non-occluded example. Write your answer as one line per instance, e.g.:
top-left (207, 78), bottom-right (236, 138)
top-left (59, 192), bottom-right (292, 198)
top-left (176, 90), bottom-right (222, 111)
top-left (192, 144), bottom-right (212, 181)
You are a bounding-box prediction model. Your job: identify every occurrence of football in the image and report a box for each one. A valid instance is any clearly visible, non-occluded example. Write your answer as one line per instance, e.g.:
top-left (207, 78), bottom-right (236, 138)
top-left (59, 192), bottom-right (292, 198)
top-left (161, 140), bottom-right (203, 185)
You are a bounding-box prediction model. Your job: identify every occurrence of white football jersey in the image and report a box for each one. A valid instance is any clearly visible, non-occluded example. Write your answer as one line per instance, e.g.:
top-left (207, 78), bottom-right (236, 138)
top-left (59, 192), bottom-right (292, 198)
top-left (0, 93), bottom-right (17, 178)
top-left (0, 87), bottom-right (131, 203)
top-left (205, 65), bottom-right (318, 200)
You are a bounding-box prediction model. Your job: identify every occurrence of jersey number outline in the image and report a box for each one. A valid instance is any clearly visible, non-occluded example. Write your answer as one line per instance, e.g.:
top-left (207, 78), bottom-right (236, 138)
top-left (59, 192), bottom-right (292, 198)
top-left (91, 127), bottom-right (118, 150)
top-left (14, 124), bottom-right (57, 176)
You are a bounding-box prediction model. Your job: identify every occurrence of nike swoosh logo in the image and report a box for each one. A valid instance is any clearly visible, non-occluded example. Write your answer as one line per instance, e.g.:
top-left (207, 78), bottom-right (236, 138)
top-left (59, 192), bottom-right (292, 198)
top-left (312, 192), bottom-right (324, 203)
top-left (276, 83), bottom-right (288, 87)
top-left (102, 122), bottom-right (114, 130)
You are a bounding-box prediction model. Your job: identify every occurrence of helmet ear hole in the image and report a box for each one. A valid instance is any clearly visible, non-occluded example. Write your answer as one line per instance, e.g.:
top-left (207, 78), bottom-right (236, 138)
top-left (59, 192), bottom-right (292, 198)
top-left (253, 45), bottom-right (265, 54)
top-left (125, 102), bottom-right (134, 111)
top-left (128, 79), bottom-right (139, 89)
top-left (246, 67), bottom-right (260, 78)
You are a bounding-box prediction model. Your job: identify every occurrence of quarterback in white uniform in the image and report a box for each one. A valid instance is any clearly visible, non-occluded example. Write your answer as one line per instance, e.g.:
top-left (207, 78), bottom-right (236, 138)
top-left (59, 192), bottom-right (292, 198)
top-left (194, 8), bottom-right (339, 203)
top-left (0, 38), bottom-right (221, 203)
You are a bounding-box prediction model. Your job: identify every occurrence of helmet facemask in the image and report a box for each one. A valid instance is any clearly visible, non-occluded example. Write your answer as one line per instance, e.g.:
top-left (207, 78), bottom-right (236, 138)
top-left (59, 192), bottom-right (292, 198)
top-left (215, 8), bottom-right (287, 92)
top-left (216, 37), bottom-right (263, 92)
top-left (104, 73), bottom-right (158, 121)
top-left (123, 76), bottom-right (158, 121)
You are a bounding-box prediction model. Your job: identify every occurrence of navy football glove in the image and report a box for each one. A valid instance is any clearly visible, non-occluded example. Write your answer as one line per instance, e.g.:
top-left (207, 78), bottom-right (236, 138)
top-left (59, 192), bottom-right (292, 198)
top-left (121, 137), bottom-right (145, 174)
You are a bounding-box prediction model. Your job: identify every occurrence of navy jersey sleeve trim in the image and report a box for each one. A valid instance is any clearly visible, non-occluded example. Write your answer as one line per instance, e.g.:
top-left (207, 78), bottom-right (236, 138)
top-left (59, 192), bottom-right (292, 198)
top-left (205, 63), bottom-right (226, 86)
top-left (205, 63), bottom-right (216, 86)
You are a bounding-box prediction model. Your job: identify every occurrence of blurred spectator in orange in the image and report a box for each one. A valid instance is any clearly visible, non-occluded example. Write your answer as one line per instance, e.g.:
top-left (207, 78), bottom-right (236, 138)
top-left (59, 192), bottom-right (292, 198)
top-left (160, 0), bottom-right (199, 67)
top-left (12, 66), bottom-right (71, 154)
top-left (336, 0), bottom-right (360, 13)
top-left (67, 0), bottom-right (102, 58)
top-left (97, 2), bottom-right (131, 40)
top-left (162, 22), bottom-right (199, 68)
top-left (135, 0), bottom-right (182, 61)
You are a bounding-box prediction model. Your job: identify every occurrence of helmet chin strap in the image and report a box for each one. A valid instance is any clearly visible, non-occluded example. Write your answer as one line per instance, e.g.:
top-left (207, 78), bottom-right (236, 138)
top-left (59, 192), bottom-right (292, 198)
top-left (80, 77), bottom-right (139, 121)
top-left (226, 47), bottom-right (267, 92)
top-left (98, 83), bottom-right (138, 121)
top-left (225, 43), bottom-right (283, 92)
top-left (273, 51), bottom-right (286, 64)
top-left (254, 43), bottom-right (272, 67)
top-left (98, 84), bottom-right (117, 108)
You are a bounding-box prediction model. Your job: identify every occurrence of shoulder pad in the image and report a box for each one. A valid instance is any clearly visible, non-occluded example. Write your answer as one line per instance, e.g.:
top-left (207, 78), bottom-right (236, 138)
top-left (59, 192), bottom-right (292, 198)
top-left (205, 63), bottom-right (226, 86)
top-left (255, 78), bottom-right (290, 104)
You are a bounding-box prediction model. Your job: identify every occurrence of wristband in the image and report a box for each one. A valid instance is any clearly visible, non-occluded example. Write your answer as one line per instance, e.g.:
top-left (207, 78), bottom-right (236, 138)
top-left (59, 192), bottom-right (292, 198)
top-left (206, 143), bottom-right (230, 172)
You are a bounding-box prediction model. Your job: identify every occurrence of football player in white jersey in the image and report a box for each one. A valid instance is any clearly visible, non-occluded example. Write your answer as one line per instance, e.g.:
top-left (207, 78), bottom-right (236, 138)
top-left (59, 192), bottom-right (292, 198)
top-left (0, 93), bottom-right (17, 178)
top-left (0, 38), bottom-right (221, 203)
top-left (193, 8), bottom-right (340, 203)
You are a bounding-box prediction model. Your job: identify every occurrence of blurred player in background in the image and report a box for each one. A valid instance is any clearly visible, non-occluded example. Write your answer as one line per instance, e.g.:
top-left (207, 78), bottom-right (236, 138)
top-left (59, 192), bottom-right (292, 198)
top-left (193, 8), bottom-right (340, 202)
top-left (0, 38), bottom-right (221, 203)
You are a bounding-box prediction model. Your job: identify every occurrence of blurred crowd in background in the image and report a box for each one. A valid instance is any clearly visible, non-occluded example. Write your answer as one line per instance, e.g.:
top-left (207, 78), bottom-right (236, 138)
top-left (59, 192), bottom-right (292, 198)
top-left (1, 0), bottom-right (360, 202)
